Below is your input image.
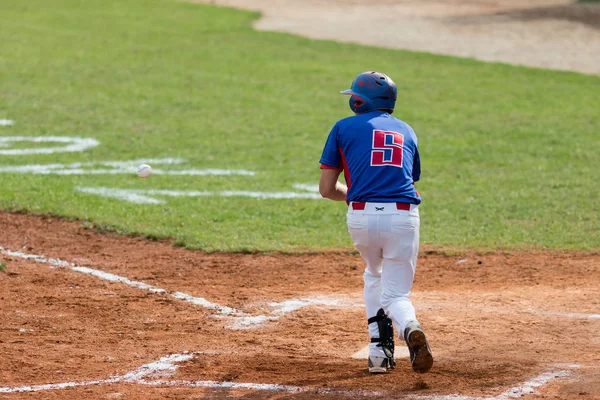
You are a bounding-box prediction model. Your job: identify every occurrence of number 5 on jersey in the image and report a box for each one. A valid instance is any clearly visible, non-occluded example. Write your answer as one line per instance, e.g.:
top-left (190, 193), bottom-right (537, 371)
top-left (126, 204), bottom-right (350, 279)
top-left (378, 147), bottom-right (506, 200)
top-left (371, 130), bottom-right (404, 167)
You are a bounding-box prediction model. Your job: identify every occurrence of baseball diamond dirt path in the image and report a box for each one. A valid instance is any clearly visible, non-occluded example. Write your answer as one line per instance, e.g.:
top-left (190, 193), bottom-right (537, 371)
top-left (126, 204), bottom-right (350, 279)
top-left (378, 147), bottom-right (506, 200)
top-left (192, 0), bottom-right (600, 75)
top-left (1, 211), bottom-right (599, 399)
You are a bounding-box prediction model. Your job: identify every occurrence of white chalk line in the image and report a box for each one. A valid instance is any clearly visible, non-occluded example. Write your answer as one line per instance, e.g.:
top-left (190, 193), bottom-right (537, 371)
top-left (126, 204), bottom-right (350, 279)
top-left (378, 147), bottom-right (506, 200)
top-left (224, 297), bottom-right (361, 330)
top-left (0, 119), bottom-right (15, 126)
top-left (0, 246), bottom-right (244, 318)
top-left (0, 352), bottom-right (579, 398)
top-left (406, 365), bottom-right (579, 400)
top-left (0, 352), bottom-right (381, 397)
top-left (268, 297), bottom-right (361, 314)
top-left (292, 183), bottom-right (320, 193)
top-left (0, 158), bottom-right (255, 177)
top-left (0, 247), bottom-right (357, 330)
top-left (139, 379), bottom-right (381, 397)
top-left (75, 186), bottom-right (322, 204)
top-left (0, 136), bottom-right (99, 155)
top-left (0, 353), bottom-right (194, 394)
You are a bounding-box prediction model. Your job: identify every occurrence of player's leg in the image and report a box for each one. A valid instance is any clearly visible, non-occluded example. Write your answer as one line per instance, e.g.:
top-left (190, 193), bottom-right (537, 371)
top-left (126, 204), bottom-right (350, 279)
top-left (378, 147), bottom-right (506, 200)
top-left (379, 210), bottom-right (419, 333)
top-left (346, 212), bottom-right (388, 371)
top-left (380, 241), bottom-right (418, 334)
top-left (347, 213), bottom-right (384, 330)
top-left (380, 210), bottom-right (433, 373)
top-left (363, 257), bottom-right (384, 343)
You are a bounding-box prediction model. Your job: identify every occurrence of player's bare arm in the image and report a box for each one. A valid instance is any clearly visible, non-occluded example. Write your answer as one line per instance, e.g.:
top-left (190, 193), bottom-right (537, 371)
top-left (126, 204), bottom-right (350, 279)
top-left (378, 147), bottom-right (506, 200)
top-left (319, 168), bottom-right (347, 201)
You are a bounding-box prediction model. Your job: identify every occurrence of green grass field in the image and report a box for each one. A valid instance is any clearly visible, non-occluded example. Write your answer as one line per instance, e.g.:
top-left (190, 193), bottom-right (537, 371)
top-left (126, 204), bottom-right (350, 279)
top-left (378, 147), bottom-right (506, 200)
top-left (1, 0), bottom-right (599, 252)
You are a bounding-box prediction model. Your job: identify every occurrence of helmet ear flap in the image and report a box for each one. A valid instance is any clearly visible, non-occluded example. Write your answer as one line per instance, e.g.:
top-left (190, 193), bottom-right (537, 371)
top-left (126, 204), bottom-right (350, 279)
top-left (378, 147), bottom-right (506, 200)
top-left (349, 94), bottom-right (366, 113)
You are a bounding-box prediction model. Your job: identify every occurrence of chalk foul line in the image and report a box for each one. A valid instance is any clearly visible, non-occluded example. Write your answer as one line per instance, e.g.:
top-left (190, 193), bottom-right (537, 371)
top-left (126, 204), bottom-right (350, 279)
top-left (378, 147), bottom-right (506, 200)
top-left (0, 247), bottom-right (357, 330)
top-left (406, 365), bottom-right (580, 400)
top-left (0, 352), bottom-right (193, 394)
top-left (0, 352), bottom-right (381, 397)
top-left (0, 246), bottom-right (250, 323)
top-left (0, 158), bottom-right (255, 177)
top-left (0, 353), bottom-right (579, 398)
top-left (0, 136), bottom-right (99, 155)
top-left (75, 186), bottom-right (322, 204)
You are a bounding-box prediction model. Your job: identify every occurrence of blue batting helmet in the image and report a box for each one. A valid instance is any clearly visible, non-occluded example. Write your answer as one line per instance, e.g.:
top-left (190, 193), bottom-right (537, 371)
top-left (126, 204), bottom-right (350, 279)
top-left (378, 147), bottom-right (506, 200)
top-left (341, 71), bottom-right (397, 114)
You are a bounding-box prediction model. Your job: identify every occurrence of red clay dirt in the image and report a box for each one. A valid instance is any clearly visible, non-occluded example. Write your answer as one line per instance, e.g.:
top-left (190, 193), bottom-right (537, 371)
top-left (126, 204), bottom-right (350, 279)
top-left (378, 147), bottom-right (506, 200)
top-left (0, 211), bottom-right (599, 399)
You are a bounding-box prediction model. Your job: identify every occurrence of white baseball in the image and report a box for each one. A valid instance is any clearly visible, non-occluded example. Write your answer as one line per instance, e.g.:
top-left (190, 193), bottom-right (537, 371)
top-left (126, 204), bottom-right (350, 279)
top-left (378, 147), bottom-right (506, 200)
top-left (137, 164), bottom-right (152, 178)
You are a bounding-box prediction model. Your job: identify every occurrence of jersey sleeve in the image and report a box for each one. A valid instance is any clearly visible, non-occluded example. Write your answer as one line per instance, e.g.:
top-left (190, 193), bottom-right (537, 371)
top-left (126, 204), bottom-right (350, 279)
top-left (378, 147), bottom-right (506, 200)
top-left (319, 123), bottom-right (342, 169)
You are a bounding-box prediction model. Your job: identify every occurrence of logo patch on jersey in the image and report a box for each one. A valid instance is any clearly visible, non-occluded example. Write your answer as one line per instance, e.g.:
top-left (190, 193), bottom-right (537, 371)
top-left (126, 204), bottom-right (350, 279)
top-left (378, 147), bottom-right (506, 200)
top-left (370, 130), bottom-right (404, 168)
top-left (375, 207), bottom-right (385, 211)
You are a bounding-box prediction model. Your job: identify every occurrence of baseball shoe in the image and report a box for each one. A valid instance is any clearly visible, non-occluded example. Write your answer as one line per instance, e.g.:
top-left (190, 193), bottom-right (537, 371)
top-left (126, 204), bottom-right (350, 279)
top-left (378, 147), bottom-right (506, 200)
top-left (404, 321), bottom-right (433, 373)
top-left (368, 355), bottom-right (389, 374)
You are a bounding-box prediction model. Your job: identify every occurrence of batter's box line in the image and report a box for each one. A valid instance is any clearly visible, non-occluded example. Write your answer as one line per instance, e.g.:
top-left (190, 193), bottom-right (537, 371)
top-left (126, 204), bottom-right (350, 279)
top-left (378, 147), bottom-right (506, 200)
top-left (0, 352), bottom-right (580, 399)
top-left (0, 246), bottom-right (360, 330)
top-left (0, 351), bottom-right (381, 397)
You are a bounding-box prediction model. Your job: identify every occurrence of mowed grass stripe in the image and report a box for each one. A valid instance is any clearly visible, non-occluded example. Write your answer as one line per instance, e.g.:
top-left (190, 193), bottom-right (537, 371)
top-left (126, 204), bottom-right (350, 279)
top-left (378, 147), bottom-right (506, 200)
top-left (0, 0), bottom-right (598, 251)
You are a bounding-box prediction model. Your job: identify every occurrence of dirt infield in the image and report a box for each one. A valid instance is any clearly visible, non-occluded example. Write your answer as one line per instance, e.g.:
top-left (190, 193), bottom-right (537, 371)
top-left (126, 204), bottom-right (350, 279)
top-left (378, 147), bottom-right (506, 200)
top-left (1, 211), bottom-right (599, 399)
top-left (193, 0), bottom-right (600, 75)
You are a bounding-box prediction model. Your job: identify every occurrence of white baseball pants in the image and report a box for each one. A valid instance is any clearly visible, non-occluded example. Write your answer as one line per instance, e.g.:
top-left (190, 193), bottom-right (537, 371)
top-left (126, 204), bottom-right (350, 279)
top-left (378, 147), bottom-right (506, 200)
top-left (346, 202), bottom-right (420, 357)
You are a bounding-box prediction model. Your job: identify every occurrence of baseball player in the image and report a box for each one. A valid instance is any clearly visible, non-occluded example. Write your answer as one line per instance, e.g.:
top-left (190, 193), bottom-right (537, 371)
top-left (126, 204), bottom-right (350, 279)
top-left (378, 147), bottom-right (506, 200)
top-left (319, 71), bottom-right (433, 374)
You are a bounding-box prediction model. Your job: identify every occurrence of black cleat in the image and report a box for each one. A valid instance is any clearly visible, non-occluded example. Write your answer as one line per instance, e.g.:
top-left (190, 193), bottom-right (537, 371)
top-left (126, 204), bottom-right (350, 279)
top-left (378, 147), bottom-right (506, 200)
top-left (404, 321), bottom-right (434, 373)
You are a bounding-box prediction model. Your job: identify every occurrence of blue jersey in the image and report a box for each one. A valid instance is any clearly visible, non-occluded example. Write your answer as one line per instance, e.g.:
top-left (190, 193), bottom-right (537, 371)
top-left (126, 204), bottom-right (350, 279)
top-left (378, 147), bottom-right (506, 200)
top-left (319, 111), bottom-right (421, 204)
